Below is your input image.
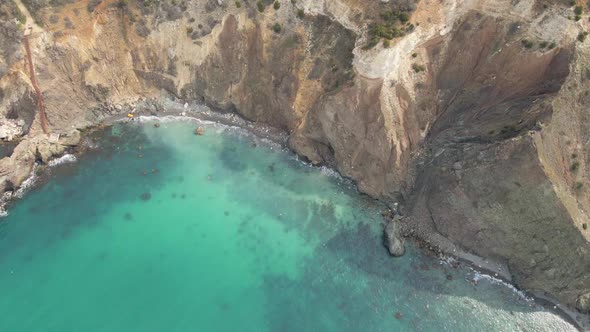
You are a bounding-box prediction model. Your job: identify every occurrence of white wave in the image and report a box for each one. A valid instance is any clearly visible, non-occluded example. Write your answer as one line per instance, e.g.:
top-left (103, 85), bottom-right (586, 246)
top-left (138, 115), bottom-right (217, 126)
top-left (472, 270), bottom-right (533, 302)
top-left (0, 191), bottom-right (12, 217)
top-left (140, 115), bottom-right (288, 147)
top-left (319, 166), bottom-right (342, 179)
top-left (438, 255), bottom-right (459, 267)
top-left (139, 114), bottom-right (343, 180)
top-left (14, 165), bottom-right (38, 199)
top-left (48, 154), bottom-right (77, 167)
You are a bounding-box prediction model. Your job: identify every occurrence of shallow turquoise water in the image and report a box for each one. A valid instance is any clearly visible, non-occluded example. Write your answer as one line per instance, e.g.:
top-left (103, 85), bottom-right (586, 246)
top-left (0, 119), bottom-right (575, 331)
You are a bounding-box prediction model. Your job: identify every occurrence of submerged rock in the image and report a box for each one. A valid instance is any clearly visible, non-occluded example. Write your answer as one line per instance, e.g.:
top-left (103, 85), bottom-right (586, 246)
top-left (194, 127), bottom-right (205, 136)
top-left (384, 218), bottom-right (405, 257)
top-left (140, 192), bottom-right (152, 201)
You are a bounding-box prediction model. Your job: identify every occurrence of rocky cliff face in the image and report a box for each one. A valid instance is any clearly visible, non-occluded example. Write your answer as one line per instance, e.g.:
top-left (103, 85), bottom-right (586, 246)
top-left (1, 0), bottom-right (590, 318)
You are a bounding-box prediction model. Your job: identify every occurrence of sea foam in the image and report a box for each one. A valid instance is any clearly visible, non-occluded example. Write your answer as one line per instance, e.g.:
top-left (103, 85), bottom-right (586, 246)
top-left (49, 154), bottom-right (77, 167)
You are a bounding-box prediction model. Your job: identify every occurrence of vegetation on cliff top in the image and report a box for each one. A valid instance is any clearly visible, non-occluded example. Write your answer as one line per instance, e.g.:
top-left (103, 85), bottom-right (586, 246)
top-left (364, 9), bottom-right (414, 49)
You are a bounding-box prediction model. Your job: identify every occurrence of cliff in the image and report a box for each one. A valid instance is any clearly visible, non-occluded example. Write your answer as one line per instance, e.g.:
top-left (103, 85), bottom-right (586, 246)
top-left (1, 0), bottom-right (590, 320)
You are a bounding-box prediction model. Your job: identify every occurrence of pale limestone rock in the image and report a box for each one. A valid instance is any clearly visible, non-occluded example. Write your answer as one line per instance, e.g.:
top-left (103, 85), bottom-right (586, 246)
top-left (58, 130), bottom-right (81, 146)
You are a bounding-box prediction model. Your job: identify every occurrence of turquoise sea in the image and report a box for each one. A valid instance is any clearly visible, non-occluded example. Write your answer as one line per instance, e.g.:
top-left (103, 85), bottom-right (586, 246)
top-left (0, 118), bottom-right (576, 331)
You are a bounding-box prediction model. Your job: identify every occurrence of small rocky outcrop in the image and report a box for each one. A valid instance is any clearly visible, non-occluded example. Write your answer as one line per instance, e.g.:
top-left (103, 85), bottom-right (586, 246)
top-left (384, 217), bottom-right (405, 257)
top-left (577, 292), bottom-right (590, 314)
top-left (35, 140), bottom-right (65, 164)
top-left (0, 119), bottom-right (25, 141)
top-left (58, 129), bottom-right (81, 146)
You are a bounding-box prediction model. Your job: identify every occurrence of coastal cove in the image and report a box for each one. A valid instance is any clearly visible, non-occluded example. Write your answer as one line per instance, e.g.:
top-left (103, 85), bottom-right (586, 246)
top-left (0, 117), bottom-right (577, 331)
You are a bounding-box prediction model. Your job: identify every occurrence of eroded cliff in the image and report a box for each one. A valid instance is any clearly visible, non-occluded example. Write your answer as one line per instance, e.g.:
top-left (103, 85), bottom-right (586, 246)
top-left (1, 0), bottom-right (590, 321)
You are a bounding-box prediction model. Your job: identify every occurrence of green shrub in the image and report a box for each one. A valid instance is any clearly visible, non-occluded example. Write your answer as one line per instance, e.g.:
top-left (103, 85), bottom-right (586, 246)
top-left (273, 1), bottom-right (280, 10)
top-left (521, 39), bottom-right (534, 48)
top-left (578, 32), bottom-right (588, 42)
top-left (571, 161), bottom-right (580, 171)
top-left (296, 8), bottom-right (304, 18)
top-left (373, 24), bottom-right (401, 40)
top-left (235, 1), bottom-right (241, 8)
top-left (576, 182), bottom-right (584, 190)
top-left (548, 41), bottom-right (557, 49)
top-left (583, 223), bottom-right (588, 230)
top-left (539, 41), bottom-right (548, 48)
top-left (363, 10), bottom-right (412, 49)
top-left (574, 5), bottom-right (583, 15)
top-left (257, 0), bottom-right (265, 12)
top-left (398, 12), bottom-right (410, 23)
top-left (272, 22), bottom-right (281, 33)
top-left (411, 52), bottom-right (417, 58)
top-left (383, 39), bottom-right (390, 48)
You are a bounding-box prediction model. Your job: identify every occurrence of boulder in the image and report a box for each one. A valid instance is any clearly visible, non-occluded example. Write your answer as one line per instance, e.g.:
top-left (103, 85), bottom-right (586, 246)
top-left (384, 218), bottom-right (406, 257)
top-left (35, 141), bottom-right (65, 164)
top-left (0, 119), bottom-right (25, 141)
top-left (58, 130), bottom-right (81, 146)
top-left (576, 292), bottom-right (590, 314)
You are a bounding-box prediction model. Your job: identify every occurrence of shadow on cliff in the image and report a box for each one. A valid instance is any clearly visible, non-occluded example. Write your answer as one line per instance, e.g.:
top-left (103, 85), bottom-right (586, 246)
top-left (405, 11), bottom-right (590, 309)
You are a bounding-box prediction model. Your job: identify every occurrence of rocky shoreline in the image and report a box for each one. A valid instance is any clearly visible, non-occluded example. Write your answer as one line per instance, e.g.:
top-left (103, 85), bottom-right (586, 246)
top-left (383, 214), bottom-right (590, 331)
top-left (2, 0), bottom-right (590, 326)
top-left (1, 97), bottom-right (585, 330)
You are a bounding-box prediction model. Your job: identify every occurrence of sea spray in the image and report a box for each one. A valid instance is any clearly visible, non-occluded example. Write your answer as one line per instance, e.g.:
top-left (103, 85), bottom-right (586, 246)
top-left (48, 154), bottom-right (77, 167)
top-left (14, 164), bottom-right (38, 199)
top-left (471, 270), bottom-right (533, 302)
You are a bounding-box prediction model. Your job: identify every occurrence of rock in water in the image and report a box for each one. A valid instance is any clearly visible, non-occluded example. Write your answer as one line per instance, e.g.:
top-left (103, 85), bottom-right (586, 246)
top-left (384, 218), bottom-right (405, 257)
top-left (140, 192), bottom-right (151, 201)
top-left (576, 292), bottom-right (590, 314)
top-left (195, 127), bottom-right (205, 136)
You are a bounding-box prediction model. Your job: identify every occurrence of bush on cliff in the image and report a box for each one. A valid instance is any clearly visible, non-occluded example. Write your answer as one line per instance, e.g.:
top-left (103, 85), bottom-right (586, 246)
top-left (363, 9), bottom-right (412, 49)
top-left (257, 0), bottom-right (265, 12)
top-left (272, 22), bottom-right (281, 33)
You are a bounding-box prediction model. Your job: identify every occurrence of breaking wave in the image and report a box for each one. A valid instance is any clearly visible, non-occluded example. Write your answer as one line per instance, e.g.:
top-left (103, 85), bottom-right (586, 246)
top-left (49, 154), bottom-right (77, 167)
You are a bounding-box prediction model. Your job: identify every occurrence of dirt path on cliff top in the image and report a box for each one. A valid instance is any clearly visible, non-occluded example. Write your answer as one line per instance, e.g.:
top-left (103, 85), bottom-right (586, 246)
top-left (13, 0), bottom-right (43, 34)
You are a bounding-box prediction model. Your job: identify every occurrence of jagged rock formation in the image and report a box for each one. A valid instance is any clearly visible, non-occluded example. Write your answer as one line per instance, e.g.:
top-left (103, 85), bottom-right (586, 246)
top-left (1, 0), bottom-right (590, 320)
